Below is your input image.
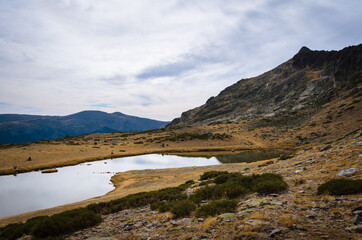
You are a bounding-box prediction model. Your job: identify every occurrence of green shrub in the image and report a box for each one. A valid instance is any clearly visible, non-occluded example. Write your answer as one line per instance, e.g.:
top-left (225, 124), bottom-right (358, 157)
top-left (0, 208), bottom-right (101, 239)
top-left (185, 180), bottom-right (195, 185)
top-left (317, 179), bottom-right (362, 196)
top-left (31, 208), bottom-right (101, 238)
top-left (251, 173), bottom-right (288, 194)
top-left (171, 200), bottom-right (196, 218)
top-left (196, 200), bottom-right (238, 217)
top-left (199, 171), bottom-right (228, 180)
top-left (0, 223), bottom-right (29, 240)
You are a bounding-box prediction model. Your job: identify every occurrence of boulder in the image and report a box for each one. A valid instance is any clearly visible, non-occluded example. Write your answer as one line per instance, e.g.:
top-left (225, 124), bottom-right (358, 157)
top-left (218, 213), bottom-right (238, 222)
top-left (336, 168), bottom-right (360, 177)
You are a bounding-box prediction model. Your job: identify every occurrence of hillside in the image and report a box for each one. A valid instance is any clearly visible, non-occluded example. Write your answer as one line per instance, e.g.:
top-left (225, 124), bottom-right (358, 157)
top-left (169, 44), bottom-right (361, 127)
top-left (0, 111), bottom-right (169, 144)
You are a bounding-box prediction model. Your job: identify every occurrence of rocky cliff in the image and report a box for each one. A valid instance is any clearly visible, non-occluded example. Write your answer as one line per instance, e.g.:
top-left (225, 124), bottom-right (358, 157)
top-left (169, 44), bottom-right (361, 127)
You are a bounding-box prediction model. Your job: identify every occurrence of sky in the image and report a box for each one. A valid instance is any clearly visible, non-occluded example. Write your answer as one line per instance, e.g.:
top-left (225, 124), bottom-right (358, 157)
top-left (0, 0), bottom-right (361, 121)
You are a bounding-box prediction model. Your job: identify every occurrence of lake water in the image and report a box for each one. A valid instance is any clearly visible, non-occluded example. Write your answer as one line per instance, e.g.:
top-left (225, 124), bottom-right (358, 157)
top-left (0, 154), bottom-right (221, 218)
top-left (0, 150), bottom-right (289, 218)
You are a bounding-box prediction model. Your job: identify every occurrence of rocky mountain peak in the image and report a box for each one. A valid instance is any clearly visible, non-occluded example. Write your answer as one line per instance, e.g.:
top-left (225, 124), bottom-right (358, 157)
top-left (169, 44), bottom-right (361, 127)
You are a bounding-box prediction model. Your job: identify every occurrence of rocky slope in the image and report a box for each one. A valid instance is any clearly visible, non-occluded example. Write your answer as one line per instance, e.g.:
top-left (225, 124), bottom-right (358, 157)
top-left (169, 44), bottom-right (361, 127)
top-left (0, 111), bottom-right (169, 144)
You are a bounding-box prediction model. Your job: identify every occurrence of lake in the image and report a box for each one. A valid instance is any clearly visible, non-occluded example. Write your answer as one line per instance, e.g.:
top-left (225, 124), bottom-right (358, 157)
top-left (0, 150), bottom-right (288, 218)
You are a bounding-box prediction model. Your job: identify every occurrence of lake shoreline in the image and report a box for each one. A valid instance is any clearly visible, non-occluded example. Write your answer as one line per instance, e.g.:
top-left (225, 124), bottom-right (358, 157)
top-left (0, 146), bottom-right (285, 176)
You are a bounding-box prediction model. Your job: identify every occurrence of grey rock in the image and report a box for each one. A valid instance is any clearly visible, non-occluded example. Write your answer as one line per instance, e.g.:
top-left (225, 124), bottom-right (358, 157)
top-left (353, 210), bottom-right (362, 225)
top-left (269, 228), bottom-right (282, 238)
top-left (320, 144), bottom-right (332, 151)
top-left (346, 225), bottom-right (362, 232)
top-left (218, 213), bottom-right (238, 222)
top-left (336, 168), bottom-right (360, 177)
top-left (139, 232), bottom-right (150, 238)
top-left (124, 226), bottom-right (133, 231)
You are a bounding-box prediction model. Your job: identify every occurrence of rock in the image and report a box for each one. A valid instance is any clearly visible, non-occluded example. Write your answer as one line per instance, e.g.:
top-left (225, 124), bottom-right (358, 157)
top-left (218, 213), bottom-right (238, 222)
top-left (139, 232), bottom-right (150, 238)
top-left (124, 225), bottom-right (133, 231)
top-left (346, 225), bottom-right (362, 233)
top-left (352, 208), bottom-right (362, 225)
top-left (197, 218), bottom-right (204, 222)
top-left (295, 170), bottom-right (303, 174)
top-left (171, 218), bottom-right (192, 225)
top-left (320, 144), bottom-right (332, 151)
top-left (246, 199), bottom-right (269, 208)
top-left (244, 219), bottom-right (263, 226)
top-left (271, 201), bottom-right (285, 206)
top-left (269, 193), bottom-right (279, 197)
top-left (237, 209), bottom-right (256, 218)
top-left (336, 168), bottom-right (360, 177)
top-left (269, 228), bottom-right (282, 238)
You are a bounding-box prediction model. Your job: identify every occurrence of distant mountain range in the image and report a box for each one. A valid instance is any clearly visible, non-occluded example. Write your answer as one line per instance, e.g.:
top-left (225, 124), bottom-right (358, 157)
top-left (169, 44), bottom-right (361, 127)
top-left (0, 111), bottom-right (169, 144)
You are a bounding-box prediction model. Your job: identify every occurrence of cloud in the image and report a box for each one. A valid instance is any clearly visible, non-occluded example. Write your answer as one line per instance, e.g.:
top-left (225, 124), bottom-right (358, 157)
top-left (0, 0), bottom-right (361, 120)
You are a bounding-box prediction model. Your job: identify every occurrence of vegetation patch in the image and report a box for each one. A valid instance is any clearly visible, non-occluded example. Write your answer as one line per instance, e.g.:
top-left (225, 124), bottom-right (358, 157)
top-left (0, 208), bottom-right (101, 240)
top-left (148, 132), bottom-right (231, 143)
top-left (195, 199), bottom-right (238, 217)
top-left (171, 200), bottom-right (196, 218)
top-left (317, 179), bottom-right (362, 196)
top-left (251, 173), bottom-right (289, 194)
top-left (199, 171), bottom-right (228, 180)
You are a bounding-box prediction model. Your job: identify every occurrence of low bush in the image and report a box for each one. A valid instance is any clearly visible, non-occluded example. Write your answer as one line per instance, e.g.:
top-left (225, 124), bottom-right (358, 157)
top-left (199, 171), bottom-right (228, 180)
top-left (196, 200), bottom-right (238, 217)
top-left (0, 209), bottom-right (101, 239)
top-left (31, 208), bottom-right (101, 238)
top-left (251, 173), bottom-right (288, 194)
top-left (317, 179), bottom-right (362, 196)
top-left (171, 200), bottom-right (196, 218)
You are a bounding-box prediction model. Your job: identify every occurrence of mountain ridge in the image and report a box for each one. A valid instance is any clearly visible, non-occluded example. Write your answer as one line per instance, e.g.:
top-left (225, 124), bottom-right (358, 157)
top-left (0, 111), bottom-right (169, 144)
top-left (169, 44), bottom-right (361, 127)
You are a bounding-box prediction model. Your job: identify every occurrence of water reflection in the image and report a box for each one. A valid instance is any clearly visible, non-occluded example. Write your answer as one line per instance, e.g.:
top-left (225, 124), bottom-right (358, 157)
top-left (0, 154), bottom-right (220, 218)
top-left (216, 150), bottom-right (289, 163)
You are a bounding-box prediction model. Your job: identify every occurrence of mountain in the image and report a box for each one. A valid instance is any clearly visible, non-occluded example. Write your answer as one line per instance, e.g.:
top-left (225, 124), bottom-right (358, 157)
top-left (0, 111), bottom-right (169, 144)
top-left (169, 44), bottom-right (361, 127)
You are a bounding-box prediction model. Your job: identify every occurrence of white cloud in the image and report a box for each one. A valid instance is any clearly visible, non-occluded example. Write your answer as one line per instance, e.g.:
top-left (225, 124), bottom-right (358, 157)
top-left (0, 0), bottom-right (361, 120)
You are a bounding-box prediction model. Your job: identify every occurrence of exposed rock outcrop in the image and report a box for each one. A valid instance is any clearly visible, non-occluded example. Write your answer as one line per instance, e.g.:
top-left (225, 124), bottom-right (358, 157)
top-left (169, 44), bottom-right (361, 127)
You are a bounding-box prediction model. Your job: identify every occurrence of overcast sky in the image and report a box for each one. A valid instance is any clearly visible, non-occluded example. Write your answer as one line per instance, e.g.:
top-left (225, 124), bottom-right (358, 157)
top-left (0, 0), bottom-right (361, 121)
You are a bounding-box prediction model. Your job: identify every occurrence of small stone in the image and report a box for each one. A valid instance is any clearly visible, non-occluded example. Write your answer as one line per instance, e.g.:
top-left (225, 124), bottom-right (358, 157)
top-left (237, 209), bottom-right (256, 218)
top-left (198, 218), bottom-right (204, 222)
top-left (269, 228), bottom-right (282, 238)
top-left (244, 219), bottom-right (263, 226)
top-left (336, 168), bottom-right (360, 177)
top-left (218, 213), bottom-right (238, 222)
top-left (124, 226), bottom-right (133, 231)
top-left (139, 232), bottom-right (150, 238)
top-left (269, 193), bottom-right (279, 197)
top-left (320, 144), bottom-right (332, 151)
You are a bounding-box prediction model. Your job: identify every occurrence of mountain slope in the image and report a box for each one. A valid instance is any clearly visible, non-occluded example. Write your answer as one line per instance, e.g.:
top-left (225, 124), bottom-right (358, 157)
top-left (169, 44), bottom-right (361, 127)
top-left (0, 111), bottom-right (169, 144)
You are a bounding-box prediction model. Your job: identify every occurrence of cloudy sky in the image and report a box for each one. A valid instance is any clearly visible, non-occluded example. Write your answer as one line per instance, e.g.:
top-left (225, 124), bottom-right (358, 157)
top-left (0, 0), bottom-right (361, 121)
